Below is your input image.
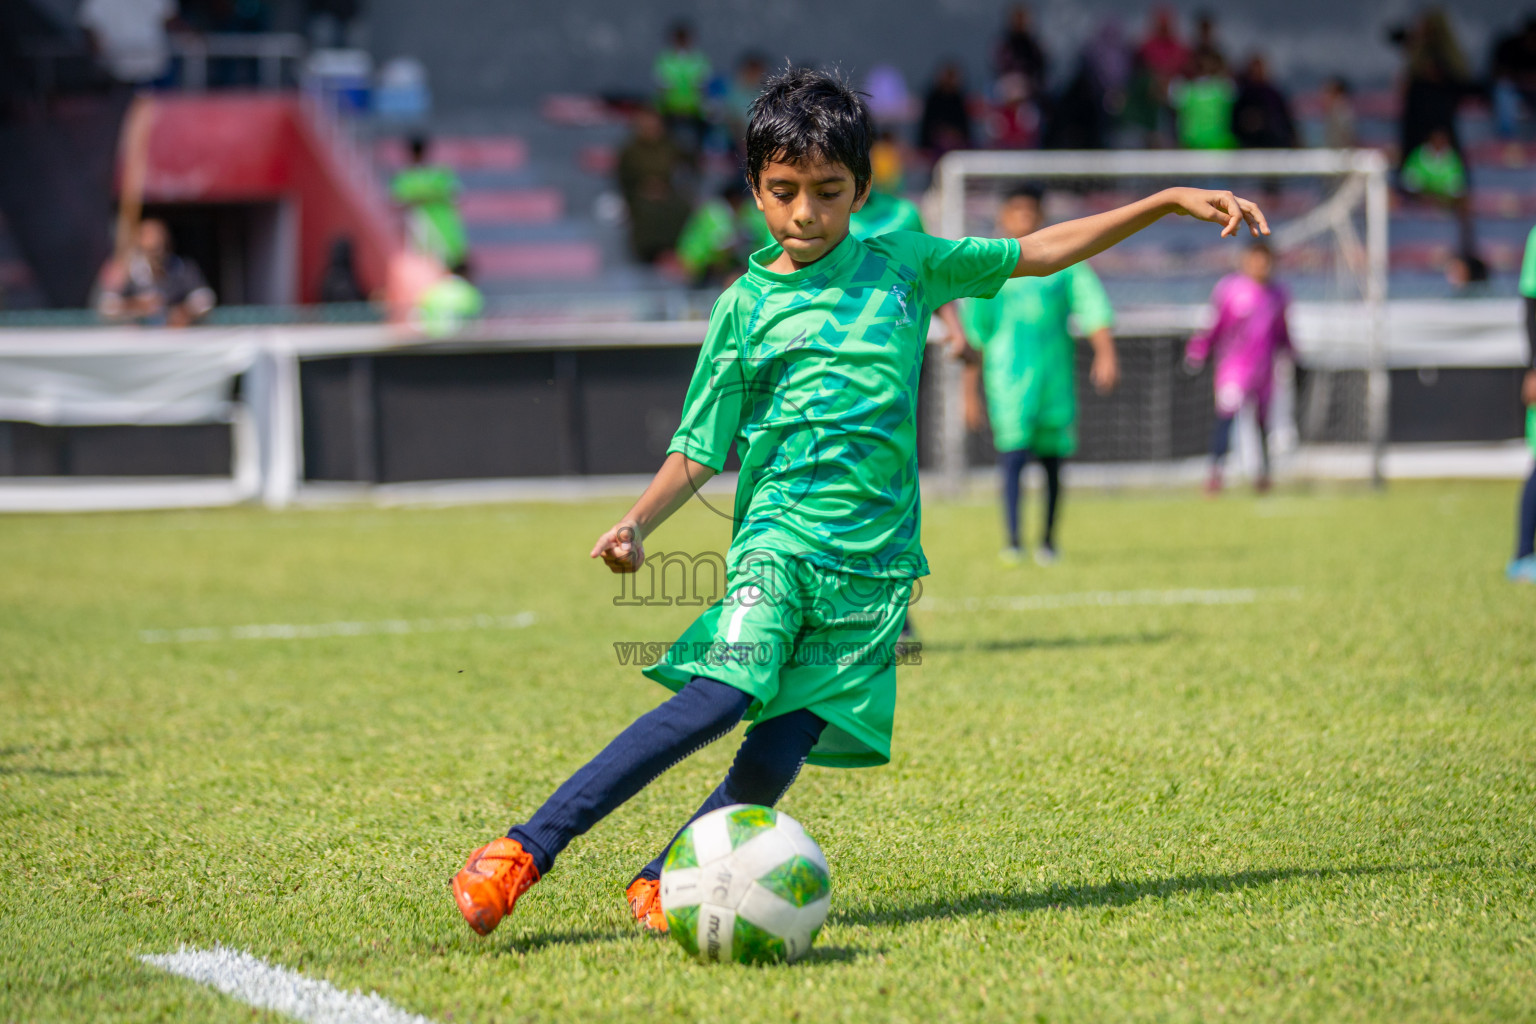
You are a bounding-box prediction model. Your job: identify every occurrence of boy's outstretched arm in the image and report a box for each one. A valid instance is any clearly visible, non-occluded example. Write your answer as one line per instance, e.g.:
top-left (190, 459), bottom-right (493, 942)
top-left (590, 451), bottom-right (715, 573)
top-left (1013, 188), bottom-right (1269, 279)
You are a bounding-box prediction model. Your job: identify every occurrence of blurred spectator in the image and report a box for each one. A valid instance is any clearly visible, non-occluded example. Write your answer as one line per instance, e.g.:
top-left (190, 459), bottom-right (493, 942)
top-left (1401, 126), bottom-right (1477, 260)
top-left (1134, 7), bottom-right (1190, 147)
top-left (1082, 17), bottom-right (1134, 114)
top-left (993, 5), bottom-right (1048, 101)
top-left (869, 129), bottom-right (910, 194)
top-left (1188, 11), bottom-right (1226, 76)
top-left (392, 136), bottom-right (469, 274)
top-left (1171, 52), bottom-right (1237, 150)
top-left (1138, 7), bottom-right (1189, 83)
top-left (988, 71), bottom-right (1041, 149)
top-left (318, 237), bottom-right (364, 303)
top-left (616, 107), bottom-right (694, 264)
top-left (1391, 8), bottom-right (1471, 171)
top-left (374, 56), bottom-right (431, 122)
top-left (307, 0), bottom-right (363, 49)
top-left (720, 53), bottom-right (767, 148)
top-left (675, 184), bottom-right (755, 287)
top-left (1320, 76), bottom-right (1357, 148)
top-left (653, 21), bottom-right (710, 149)
top-left (94, 219), bottom-right (216, 327)
top-left (863, 65), bottom-right (915, 126)
top-left (918, 61), bottom-right (974, 156)
top-left (1490, 18), bottom-right (1536, 143)
top-left (1232, 55), bottom-right (1296, 149)
top-left (1042, 24), bottom-right (1131, 150)
top-left (78, 0), bottom-right (178, 86)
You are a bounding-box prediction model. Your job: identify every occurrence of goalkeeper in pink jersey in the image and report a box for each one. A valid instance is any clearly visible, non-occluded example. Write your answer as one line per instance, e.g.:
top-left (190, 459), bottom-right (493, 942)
top-left (1185, 241), bottom-right (1293, 494)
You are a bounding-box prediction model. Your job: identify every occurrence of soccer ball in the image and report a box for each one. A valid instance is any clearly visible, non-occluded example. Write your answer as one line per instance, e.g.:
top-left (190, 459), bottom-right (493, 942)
top-left (659, 804), bottom-right (830, 964)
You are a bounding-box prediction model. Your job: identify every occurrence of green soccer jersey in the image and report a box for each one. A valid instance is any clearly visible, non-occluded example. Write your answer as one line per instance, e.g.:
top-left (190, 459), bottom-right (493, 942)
top-left (1172, 77), bottom-right (1238, 151)
top-left (849, 191), bottom-right (925, 240)
top-left (392, 165), bottom-right (469, 267)
top-left (1402, 143), bottom-right (1467, 199)
top-left (670, 230), bottom-right (1020, 578)
top-left (963, 261), bottom-right (1114, 455)
top-left (675, 198), bottom-right (736, 276)
top-left (654, 48), bottom-right (710, 117)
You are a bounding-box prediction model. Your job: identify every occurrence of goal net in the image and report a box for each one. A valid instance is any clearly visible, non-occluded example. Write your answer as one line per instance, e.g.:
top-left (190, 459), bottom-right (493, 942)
top-left (928, 149), bottom-right (1390, 489)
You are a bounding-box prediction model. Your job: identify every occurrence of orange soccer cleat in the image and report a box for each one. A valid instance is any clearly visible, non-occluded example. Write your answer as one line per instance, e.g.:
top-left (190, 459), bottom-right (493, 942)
top-left (452, 837), bottom-right (540, 935)
top-left (625, 877), bottom-right (668, 934)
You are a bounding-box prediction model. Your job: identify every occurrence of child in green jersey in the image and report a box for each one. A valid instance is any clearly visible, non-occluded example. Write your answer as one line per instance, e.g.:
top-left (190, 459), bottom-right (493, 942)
top-left (653, 21), bottom-right (710, 148)
top-left (450, 67), bottom-right (1269, 940)
top-left (958, 184), bottom-right (1119, 564)
top-left (391, 136), bottom-right (469, 272)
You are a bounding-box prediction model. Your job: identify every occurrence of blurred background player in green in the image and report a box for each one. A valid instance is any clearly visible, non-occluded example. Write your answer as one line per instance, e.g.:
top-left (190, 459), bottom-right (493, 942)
top-left (654, 20), bottom-right (710, 150)
top-left (674, 183), bottom-right (765, 286)
top-left (1171, 52), bottom-right (1238, 150)
top-left (1401, 126), bottom-right (1478, 267)
top-left (957, 184), bottom-right (1119, 564)
top-left (392, 136), bottom-right (470, 274)
top-left (1509, 221), bottom-right (1536, 583)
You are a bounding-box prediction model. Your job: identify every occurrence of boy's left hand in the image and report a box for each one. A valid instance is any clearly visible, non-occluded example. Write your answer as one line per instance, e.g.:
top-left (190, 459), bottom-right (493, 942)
top-left (1167, 188), bottom-right (1269, 238)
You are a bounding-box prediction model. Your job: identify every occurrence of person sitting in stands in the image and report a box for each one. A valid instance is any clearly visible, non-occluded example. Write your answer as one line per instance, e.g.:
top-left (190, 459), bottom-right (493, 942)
top-left (95, 218), bottom-right (216, 327)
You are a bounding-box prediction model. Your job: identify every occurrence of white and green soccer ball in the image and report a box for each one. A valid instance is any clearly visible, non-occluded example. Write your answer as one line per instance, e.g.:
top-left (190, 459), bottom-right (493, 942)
top-left (659, 804), bottom-right (830, 964)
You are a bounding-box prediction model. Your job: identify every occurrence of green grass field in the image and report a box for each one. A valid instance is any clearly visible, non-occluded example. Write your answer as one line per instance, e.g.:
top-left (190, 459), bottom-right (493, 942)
top-left (2, 480), bottom-right (1533, 1023)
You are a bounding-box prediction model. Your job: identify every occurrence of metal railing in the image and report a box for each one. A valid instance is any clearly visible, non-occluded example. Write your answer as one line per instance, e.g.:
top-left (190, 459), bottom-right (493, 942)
top-left (21, 32), bottom-right (307, 95)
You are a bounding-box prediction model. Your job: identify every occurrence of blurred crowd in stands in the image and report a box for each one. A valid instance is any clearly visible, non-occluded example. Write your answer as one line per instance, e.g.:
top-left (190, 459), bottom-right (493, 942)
top-left (11, 1), bottom-right (1536, 321)
top-left (611, 5), bottom-right (1536, 289)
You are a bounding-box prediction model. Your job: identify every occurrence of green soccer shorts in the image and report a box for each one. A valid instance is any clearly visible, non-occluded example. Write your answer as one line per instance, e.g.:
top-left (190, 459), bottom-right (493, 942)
top-left (642, 549), bottom-right (915, 768)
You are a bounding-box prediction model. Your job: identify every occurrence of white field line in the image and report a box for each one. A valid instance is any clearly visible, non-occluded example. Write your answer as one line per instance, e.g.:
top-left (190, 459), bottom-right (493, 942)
top-left (141, 946), bottom-right (439, 1024)
top-left (141, 611), bottom-right (536, 644)
top-left (922, 587), bottom-right (1303, 613)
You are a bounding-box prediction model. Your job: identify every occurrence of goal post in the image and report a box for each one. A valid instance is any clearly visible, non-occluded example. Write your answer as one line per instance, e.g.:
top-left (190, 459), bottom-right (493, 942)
top-left (930, 148), bottom-right (1391, 491)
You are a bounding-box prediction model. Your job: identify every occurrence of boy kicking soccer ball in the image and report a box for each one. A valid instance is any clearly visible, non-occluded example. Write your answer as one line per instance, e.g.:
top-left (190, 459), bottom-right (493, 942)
top-left (451, 67), bottom-right (1268, 937)
top-left (955, 184), bottom-right (1119, 565)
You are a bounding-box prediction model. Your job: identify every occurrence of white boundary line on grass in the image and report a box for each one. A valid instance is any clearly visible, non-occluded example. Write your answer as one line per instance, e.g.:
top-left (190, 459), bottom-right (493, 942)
top-left (141, 611), bottom-right (537, 644)
top-left (141, 946), bottom-right (441, 1024)
top-left (923, 587), bottom-right (1303, 613)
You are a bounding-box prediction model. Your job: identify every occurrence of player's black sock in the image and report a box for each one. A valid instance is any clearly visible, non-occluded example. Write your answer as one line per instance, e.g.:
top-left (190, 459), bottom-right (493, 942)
top-left (1517, 464), bottom-right (1536, 560)
top-left (999, 448), bottom-right (1030, 548)
top-left (507, 676), bottom-right (750, 875)
top-left (633, 708), bottom-right (827, 883)
top-left (1039, 456), bottom-right (1062, 550)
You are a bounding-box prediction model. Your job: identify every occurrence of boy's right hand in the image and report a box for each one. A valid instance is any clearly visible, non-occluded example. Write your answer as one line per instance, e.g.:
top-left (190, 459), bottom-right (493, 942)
top-left (1523, 369), bottom-right (1536, 407)
top-left (591, 522), bottom-right (644, 573)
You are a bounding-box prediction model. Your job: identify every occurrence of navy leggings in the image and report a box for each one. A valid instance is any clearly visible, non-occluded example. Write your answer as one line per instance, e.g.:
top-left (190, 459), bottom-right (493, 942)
top-left (999, 448), bottom-right (1061, 550)
top-left (1517, 463), bottom-right (1536, 560)
top-left (1211, 414), bottom-right (1271, 475)
top-left (507, 677), bottom-right (825, 878)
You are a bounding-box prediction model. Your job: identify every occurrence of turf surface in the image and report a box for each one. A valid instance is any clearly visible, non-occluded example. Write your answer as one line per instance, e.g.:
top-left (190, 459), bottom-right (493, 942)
top-left (2, 480), bottom-right (1533, 1022)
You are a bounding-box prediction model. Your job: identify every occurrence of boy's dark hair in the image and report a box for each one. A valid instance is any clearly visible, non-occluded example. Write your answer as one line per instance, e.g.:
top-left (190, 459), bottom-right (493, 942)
top-left (745, 67), bottom-right (873, 198)
top-left (1005, 182), bottom-right (1045, 204)
top-left (1247, 239), bottom-right (1274, 257)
